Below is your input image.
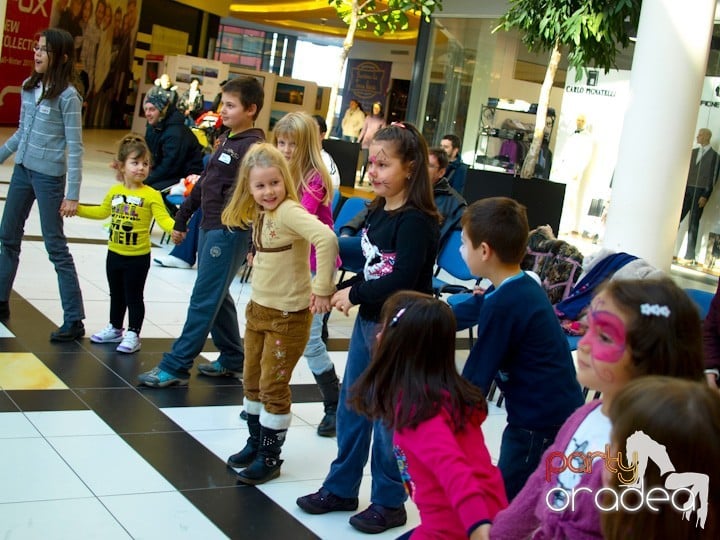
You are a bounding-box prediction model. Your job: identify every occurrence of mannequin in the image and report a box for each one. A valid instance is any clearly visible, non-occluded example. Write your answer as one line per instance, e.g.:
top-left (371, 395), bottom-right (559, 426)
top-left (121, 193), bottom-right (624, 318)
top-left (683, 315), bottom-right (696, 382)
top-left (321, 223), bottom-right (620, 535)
top-left (557, 114), bottom-right (594, 234)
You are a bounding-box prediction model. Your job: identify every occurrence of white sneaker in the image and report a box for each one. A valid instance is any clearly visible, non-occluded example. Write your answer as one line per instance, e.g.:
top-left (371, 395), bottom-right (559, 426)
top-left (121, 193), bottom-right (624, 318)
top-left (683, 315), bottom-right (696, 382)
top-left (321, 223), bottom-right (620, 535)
top-left (90, 324), bottom-right (124, 343)
top-left (116, 331), bottom-right (141, 353)
top-left (153, 255), bottom-right (192, 269)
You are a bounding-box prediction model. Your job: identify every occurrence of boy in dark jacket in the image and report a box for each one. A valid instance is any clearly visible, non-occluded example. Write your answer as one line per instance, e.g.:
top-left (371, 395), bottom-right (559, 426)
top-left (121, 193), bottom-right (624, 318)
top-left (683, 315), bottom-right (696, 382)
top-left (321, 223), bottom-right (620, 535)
top-left (139, 77), bottom-right (265, 387)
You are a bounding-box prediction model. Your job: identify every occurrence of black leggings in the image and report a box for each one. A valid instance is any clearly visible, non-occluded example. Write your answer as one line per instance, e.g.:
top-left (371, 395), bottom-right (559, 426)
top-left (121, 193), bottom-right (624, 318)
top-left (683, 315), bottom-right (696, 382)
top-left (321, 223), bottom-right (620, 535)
top-left (106, 251), bottom-right (150, 333)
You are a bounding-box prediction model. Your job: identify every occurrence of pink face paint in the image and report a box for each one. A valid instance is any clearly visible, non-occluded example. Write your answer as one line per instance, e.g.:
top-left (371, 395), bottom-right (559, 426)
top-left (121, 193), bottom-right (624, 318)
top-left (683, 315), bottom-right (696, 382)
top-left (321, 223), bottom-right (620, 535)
top-left (580, 308), bottom-right (627, 363)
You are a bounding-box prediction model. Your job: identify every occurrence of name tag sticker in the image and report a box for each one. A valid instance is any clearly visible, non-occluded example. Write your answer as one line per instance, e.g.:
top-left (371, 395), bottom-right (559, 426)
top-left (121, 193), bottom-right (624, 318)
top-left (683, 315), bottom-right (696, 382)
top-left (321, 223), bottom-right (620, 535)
top-left (39, 105), bottom-right (51, 114)
top-left (218, 153), bottom-right (231, 164)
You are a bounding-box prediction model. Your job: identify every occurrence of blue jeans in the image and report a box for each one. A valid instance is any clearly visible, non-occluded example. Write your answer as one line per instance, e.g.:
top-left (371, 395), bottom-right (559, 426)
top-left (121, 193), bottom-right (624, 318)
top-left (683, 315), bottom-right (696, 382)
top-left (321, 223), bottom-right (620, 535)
top-left (159, 227), bottom-right (248, 378)
top-left (0, 164), bottom-right (84, 322)
top-left (323, 315), bottom-right (407, 508)
top-left (303, 311), bottom-right (333, 375)
top-left (498, 423), bottom-right (561, 501)
top-left (169, 209), bottom-right (202, 266)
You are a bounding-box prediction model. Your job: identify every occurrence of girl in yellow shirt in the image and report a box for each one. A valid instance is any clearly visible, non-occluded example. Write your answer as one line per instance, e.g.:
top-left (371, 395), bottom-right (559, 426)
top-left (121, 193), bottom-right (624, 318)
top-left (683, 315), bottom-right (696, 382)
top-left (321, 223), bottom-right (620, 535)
top-left (75, 134), bottom-right (175, 353)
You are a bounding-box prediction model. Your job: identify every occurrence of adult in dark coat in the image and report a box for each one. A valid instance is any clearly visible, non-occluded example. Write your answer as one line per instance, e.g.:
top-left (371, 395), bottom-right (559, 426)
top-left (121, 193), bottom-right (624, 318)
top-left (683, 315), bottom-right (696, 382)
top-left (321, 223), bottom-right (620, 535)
top-left (680, 128), bottom-right (720, 261)
top-left (143, 87), bottom-right (205, 194)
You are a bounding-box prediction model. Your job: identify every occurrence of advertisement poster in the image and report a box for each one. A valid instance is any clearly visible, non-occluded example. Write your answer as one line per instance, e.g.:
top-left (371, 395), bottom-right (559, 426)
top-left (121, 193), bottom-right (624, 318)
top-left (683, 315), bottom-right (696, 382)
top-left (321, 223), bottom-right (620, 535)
top-left (0, 0), bottom-right (52, 124)
top-left (0, 0), bottom-right (142, 127)
top-left (339, 58), bottom-right (391, 134)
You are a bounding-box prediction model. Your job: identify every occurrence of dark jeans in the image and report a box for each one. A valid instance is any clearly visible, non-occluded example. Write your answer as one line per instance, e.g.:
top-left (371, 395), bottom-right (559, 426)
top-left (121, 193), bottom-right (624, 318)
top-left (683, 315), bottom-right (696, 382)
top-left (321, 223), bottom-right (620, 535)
top-left (498, 423), bottom-right (561, 501)
top-left (680, 186), bottom-right (706, 260)
top-left (159, 227), bottom-right (248, 378)
top-left (106, 251), bottom-right (150, 333)
top-left (0, 164), bottom-right (84, 322)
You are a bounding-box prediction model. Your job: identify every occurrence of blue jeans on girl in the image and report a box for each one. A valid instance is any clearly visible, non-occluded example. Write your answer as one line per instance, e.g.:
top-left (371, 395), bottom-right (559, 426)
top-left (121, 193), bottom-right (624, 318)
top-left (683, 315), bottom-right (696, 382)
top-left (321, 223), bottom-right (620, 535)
top-left (0, 164), bottom-right (84, 323)
top-left (322, 315), bottom-right (407, 508)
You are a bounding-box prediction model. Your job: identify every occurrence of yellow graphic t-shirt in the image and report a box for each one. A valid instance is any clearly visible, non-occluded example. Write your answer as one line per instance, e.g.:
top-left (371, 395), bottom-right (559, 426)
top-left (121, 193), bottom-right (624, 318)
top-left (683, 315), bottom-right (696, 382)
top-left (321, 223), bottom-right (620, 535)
top-left (77, 184), bottom-right (175, 256)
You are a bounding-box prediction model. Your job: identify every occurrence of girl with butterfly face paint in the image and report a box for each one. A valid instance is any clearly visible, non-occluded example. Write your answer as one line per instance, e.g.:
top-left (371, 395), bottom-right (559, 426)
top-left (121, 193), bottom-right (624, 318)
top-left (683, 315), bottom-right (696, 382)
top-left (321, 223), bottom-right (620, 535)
top-left (491, 278), bottom-right (706, 540)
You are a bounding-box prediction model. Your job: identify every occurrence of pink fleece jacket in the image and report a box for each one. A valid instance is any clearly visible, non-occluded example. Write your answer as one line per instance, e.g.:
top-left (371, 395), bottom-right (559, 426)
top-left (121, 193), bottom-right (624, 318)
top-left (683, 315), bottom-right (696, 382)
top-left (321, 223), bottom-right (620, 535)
top-left (394, 406), bottom-right (508, 539)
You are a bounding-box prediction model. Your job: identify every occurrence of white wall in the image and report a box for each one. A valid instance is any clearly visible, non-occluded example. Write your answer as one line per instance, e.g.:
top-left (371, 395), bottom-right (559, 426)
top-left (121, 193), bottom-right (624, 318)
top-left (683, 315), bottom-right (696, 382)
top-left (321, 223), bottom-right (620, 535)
top-left (347, 41), bottom-right (415, 81)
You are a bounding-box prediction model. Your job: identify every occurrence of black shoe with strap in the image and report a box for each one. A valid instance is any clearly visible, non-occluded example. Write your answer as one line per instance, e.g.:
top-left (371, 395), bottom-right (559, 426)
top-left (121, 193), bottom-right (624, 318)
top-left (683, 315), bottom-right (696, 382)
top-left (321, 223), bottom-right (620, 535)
top-left (50, 320), bottom-right (85, 342)
top-left (296, 487), bottom-right (359, 514)
top-left (349, 503), bottom-right (407, 534)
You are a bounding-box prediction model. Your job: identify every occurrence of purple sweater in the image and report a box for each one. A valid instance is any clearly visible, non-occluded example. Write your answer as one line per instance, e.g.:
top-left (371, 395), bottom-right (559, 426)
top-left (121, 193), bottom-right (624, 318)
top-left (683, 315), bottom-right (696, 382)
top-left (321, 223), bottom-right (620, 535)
top-left (490, 401), bottom-right (604, 540)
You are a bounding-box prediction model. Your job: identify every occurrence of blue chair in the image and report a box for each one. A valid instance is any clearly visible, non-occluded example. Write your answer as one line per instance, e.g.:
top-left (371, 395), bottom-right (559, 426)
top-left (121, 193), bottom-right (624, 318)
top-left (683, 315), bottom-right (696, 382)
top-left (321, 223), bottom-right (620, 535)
top-left (333, 196), bottom-right (368, 234)
top-left (434, 231), bottom-right (480, 349)
top-left (684, 288), bottom-right (714, 319)
top-left (432, 230), bottom-right (477, 297)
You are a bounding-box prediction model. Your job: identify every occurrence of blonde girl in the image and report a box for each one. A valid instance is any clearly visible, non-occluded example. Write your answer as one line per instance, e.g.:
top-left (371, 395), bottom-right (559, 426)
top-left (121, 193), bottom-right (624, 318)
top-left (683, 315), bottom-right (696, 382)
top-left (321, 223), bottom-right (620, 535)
top-left (222, 143), bottom-right (338, 485)
top-left (76, 134), bottom-right (174, 353)
top-left (273, 111), bottom-right (341, 438)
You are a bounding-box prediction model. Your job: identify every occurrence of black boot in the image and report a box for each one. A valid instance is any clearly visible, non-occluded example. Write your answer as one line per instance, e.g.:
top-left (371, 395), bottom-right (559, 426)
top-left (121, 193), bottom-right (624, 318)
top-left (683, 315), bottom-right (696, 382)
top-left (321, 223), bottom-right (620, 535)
top-left (321, 312), bottom-right (330, 344)
top-left (236, 426), bottom-right (286, 485)
top-left (314, 368), bottom-right (339, 437)
top-left (227, 413), bottom-right (260, 468)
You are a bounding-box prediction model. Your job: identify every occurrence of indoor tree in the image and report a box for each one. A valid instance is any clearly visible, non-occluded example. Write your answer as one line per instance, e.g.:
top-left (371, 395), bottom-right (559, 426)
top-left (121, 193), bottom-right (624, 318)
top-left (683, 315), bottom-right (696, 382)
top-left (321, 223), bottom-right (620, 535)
top-left (496, 0), bottom-right (641, 178)
top-left (326, 0), bottom-right (443, 135)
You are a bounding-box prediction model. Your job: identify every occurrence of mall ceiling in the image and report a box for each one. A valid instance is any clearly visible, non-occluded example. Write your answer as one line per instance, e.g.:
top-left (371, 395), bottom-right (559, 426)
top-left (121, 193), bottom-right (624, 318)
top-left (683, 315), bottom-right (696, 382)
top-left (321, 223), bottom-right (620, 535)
top-left (226, 1), bottom-right (422, 44)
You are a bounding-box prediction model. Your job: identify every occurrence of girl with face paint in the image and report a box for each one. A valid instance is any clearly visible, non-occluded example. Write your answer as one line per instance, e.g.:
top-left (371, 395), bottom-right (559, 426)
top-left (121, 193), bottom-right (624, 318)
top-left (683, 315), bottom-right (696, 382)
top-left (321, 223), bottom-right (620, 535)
top-left (491, 278), bottom-right (705, 540)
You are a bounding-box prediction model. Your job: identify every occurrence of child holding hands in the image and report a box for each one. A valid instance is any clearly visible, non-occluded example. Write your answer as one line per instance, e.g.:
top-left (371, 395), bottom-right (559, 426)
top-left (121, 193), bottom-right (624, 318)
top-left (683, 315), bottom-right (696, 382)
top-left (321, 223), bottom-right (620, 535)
top-left (221, 143), bottom-right (338, 485)
top-left (274, 111), bottom-right (342, 437)
top-left (352, 291), bottom-right (507, 540)
top-left (76, 134), bottom-right (175, 353)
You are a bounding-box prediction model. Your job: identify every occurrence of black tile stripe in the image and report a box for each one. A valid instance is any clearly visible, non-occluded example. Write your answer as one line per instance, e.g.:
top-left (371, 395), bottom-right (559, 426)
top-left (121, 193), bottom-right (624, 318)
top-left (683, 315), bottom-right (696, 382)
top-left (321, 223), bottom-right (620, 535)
top-left (3, 288), bottom-right (319, 538)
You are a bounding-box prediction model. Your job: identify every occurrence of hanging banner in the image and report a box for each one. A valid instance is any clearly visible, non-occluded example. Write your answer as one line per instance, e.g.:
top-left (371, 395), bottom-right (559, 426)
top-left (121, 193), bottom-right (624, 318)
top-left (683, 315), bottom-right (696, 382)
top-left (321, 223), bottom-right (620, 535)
top-left (338, 58), bottom-right (391, 134)
top-left (0, 0), bottom-right (52, 124)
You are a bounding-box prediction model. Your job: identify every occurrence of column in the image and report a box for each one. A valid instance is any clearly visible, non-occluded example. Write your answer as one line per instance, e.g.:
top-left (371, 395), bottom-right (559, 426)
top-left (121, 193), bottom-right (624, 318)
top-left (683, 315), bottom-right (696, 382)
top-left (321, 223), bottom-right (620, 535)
top-left (603, 0), bottom-right (716, 270)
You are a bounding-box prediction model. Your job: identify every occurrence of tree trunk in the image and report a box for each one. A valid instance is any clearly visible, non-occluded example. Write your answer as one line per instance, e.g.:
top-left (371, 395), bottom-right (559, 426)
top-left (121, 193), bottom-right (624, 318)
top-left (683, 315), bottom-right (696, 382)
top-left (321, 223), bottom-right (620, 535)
top-left (325, 2), bottom-right (360, 137)
top-left (520, 40), bottom-right (561, 179)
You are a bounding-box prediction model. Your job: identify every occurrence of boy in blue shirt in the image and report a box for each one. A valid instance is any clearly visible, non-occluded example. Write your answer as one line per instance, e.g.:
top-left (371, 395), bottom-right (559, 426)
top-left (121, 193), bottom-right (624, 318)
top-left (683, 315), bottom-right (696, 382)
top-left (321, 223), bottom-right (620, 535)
top-left (455, 197), bottom-right (584, 500)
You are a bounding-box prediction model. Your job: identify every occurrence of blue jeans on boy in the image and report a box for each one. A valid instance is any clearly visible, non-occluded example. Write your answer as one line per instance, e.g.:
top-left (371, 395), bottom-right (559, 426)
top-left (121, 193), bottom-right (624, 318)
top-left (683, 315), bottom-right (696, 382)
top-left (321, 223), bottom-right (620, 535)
top-left (169, 209), bottom-right (202, 266)
top-left (498, 423), bottom-right (561, 500)
top-left (159, 227), bottom-right (248, 378)
top-left (323, 315), bottom-right (407, 508)
top-left (0, 165), bottom-right (84, 322)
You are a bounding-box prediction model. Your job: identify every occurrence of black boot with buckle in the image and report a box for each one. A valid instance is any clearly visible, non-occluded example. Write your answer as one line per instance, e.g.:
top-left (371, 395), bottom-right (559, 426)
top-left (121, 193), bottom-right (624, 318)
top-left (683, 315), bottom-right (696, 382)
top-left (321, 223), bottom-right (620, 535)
top-left (236, 426), bottom-right (286, 485)
top-left (314, 368), bottom-right (339, 437)
top-left (227, 413), bottom-right (260, 468)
